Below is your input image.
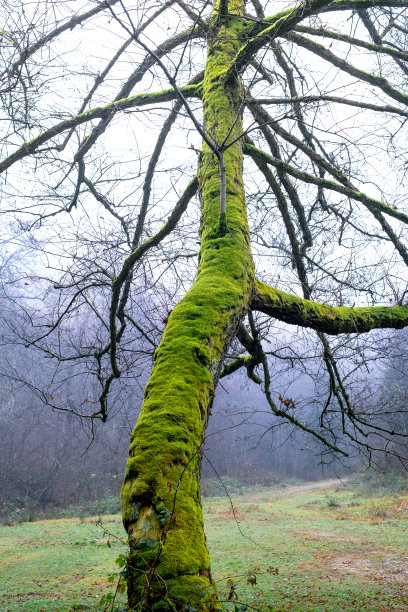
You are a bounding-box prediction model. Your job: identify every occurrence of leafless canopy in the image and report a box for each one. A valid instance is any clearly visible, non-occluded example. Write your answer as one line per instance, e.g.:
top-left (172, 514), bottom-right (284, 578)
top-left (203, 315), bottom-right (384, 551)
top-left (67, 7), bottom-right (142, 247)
top-left (1, 0), bottom-right (408, 466)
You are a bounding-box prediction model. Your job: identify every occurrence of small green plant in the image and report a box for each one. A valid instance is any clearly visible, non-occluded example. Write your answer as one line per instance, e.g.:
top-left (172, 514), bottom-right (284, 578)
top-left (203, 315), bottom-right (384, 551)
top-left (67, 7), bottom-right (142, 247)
top-left (99, 552), bottom-right (129, 611)
top-left (153, 508), bottom-right (172, 524)
top-left (136, 537), bottom-right (155, 551)
top-left (349, 469), bottom-right (408, 496)
top-left (325, 496), bottom-right (341, 508)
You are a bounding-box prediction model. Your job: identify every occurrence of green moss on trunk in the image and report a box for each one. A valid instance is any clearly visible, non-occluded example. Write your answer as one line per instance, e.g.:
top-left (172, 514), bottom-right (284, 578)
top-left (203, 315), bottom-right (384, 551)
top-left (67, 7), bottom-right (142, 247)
top-left (122, 2), bottom-right (254, 610)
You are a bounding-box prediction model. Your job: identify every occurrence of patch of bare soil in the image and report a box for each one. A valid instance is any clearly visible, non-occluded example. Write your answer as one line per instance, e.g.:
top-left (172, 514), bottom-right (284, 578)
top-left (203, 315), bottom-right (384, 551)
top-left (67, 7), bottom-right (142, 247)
top-left (219, 508), bottom-right (244, 521)
top-left (4, 591), bottom-right (58, 599)
top-left (295, 529), bottom-right (357, 542)
top-left (329, 553), bottom-right (408, 584)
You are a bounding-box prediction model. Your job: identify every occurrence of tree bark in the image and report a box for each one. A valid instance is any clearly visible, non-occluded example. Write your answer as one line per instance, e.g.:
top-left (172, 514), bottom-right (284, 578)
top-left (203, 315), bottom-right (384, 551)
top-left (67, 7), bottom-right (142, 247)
top-left (121, 2), bottom-right (253, 609)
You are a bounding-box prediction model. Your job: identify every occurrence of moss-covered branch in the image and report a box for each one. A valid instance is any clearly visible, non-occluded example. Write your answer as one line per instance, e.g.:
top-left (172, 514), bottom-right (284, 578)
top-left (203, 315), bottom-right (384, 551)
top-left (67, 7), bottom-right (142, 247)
top-left (110, 177), bottom-right (199, 376)
top-left (253, 95), bottom-right (408, 118)
top-left (325, 0), bottom-right (408, 11)
top-left (245, 0), bottom-right (408, 39)
top-left (247, 100), bottom-right (408, 266)
top-left (220, 323), bottom-right (263, 382)
top-left (227, 0), bottom-right (333, 78)
top-left (244, 142), bottom-right (408, 226)
top-left (113, 178), bottom-right (198, 289)
top-left (294, 25), bottom-right (408, 63)
top-left (0, 85), bottom-right (201, 174)
top-left (252, 279), bottom-right (408, 335)
top-left (330, 0), bottom-right (408, 5)
top-left (220, 354), bottom-right (259, 379)
top-left (357, 8), bottom-right (408, 77)
top-left (286, 33), bottom-right (408, 107)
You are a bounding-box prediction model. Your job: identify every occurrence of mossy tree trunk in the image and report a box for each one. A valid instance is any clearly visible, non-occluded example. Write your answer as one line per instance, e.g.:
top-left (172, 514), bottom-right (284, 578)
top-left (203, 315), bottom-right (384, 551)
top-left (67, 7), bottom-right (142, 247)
top-left (121, 2), bottom-right (253, 609)
top-left (2, 0), bottom-right (408, 609)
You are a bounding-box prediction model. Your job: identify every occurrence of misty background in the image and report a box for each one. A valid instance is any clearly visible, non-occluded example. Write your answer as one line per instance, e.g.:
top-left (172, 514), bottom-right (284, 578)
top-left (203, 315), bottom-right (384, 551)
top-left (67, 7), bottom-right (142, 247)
top-left (1, 263), bottom-right (407, 523)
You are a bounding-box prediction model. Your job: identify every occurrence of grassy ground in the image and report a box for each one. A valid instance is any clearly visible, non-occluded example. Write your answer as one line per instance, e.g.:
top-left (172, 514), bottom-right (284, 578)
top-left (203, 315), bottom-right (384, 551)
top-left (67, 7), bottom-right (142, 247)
top-left (0, 480), bottom-right (407, 611)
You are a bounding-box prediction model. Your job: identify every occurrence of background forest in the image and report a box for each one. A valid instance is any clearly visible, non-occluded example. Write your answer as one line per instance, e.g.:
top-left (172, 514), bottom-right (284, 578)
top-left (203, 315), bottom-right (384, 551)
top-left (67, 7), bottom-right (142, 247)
top-left (1, 289), bottom-right (407, 522)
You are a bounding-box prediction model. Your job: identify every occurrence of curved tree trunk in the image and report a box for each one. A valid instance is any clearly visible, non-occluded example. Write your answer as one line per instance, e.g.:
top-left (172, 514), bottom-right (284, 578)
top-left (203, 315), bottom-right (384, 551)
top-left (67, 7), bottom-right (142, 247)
top-left (121, 2), bottom-right (253, 609)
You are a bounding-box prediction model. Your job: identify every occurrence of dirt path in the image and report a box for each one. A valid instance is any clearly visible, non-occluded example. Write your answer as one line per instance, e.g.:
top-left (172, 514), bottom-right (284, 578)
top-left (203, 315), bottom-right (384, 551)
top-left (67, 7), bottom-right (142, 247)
top-left (280, 478), bottom-right (348, 496)
top-left (248, 478), bottom-right (347, 502)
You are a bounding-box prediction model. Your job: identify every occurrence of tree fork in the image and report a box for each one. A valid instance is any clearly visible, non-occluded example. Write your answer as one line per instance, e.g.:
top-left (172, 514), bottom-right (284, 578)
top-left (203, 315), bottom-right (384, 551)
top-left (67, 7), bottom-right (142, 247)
top-left (121, 1), bottom-right (254, 609)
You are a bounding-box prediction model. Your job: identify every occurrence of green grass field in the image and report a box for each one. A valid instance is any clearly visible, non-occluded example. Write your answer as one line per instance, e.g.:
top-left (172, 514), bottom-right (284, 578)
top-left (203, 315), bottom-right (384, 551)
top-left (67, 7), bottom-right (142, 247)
top-left (1, 480), bottom-right (407, 611)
